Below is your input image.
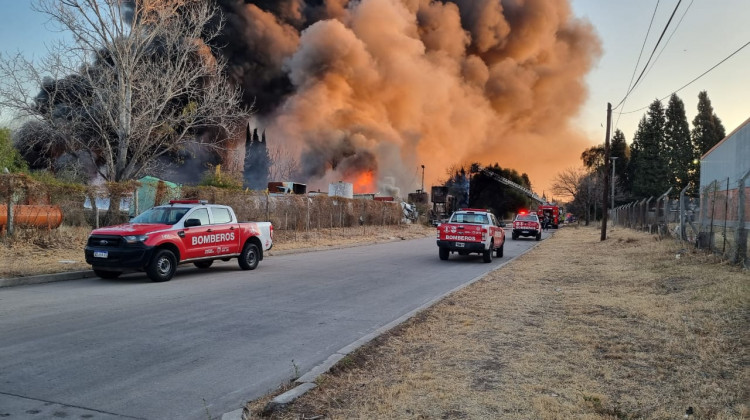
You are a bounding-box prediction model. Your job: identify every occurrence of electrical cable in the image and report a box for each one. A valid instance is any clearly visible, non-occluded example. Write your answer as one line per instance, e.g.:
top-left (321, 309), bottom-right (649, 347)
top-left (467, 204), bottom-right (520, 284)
top-left (613, 0), bottom-right (683, 110)
top-left (614, 0), bottom-right (661, 130)
top-left (620, 40), bottom-right (750, 115)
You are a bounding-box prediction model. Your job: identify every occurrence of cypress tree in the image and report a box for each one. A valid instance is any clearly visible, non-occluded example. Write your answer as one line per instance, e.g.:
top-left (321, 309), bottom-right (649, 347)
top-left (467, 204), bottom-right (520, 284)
top-left (630, 99), bottom-right (669, 198)
top-left (610, 129), bottom-right (629, 196)
top-left (664, 94), bottom-right (692, 191)
top-left (691, 91), bottom-right (726, 190)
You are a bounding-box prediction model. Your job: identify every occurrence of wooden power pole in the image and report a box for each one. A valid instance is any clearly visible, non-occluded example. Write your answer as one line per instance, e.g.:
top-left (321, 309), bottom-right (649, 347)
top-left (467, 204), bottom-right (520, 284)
top-left (601, 103), bottom-right (612, 241)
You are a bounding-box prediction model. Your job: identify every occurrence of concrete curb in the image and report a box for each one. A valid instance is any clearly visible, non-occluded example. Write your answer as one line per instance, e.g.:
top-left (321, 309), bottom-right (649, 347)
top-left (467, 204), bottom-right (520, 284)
top-left (0, 270), bottom-right (96, 288)
top-left (258, 235), bottom-right (548, 416)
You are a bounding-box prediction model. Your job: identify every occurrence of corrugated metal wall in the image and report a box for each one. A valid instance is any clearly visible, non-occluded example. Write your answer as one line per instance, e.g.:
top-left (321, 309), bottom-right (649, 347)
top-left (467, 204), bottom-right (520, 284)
top-left (700, 118), bottom-right (750, 188)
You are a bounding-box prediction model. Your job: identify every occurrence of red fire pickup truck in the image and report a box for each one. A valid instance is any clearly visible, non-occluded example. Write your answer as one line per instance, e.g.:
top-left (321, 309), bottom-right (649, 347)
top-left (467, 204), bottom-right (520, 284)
top-left (436, 208), bottom-right (505, 263)
top-left (512, 211), bottom-right (542, 241)
top-left (84, 200), bottom-right (273, 282)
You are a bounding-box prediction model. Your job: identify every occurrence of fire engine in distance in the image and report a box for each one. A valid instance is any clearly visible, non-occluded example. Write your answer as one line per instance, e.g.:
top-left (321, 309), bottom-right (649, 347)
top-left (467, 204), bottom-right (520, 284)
top-left (436, 208), bottom-right (506, 263)
top-left (84, 200), bottom-right (273, 282)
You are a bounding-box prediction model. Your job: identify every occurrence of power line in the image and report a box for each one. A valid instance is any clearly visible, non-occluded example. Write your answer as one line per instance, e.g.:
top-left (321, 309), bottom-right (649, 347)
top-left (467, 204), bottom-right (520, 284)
top-left (620, 40), bottom-right (750, 115)
top-left (614, 0), bottom-right (661, 130)
top-left (641, 0), bottom-right (694, 84)
top-left (613, 0), bottom-right (683, 110)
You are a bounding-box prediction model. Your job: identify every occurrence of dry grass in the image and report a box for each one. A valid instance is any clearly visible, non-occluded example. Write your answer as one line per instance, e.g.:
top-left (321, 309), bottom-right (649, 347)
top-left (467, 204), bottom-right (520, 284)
top-left (247, 226), bottom-right (749, 420)
top-left (0, 223), bottom-right (434, 278)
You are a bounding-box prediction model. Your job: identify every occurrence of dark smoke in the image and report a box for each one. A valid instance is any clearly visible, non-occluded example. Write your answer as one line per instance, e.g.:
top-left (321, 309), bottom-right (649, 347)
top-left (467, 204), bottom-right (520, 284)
top-left (209, 0), bottom-right (601, 193)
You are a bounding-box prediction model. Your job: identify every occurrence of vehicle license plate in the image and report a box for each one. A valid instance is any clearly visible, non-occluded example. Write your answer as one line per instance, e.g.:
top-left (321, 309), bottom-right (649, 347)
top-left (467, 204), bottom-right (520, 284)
top-left (455, 242), bottom-right (465, 247)
top-left (94, 251), bottom-right (108, 258)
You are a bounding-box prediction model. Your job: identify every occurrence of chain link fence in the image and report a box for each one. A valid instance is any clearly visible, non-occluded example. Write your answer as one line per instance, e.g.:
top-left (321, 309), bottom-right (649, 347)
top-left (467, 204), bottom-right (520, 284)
top-left (612, 172), bottom-right (750, 267)
top-left (0, 174), bottom-right (405, 239)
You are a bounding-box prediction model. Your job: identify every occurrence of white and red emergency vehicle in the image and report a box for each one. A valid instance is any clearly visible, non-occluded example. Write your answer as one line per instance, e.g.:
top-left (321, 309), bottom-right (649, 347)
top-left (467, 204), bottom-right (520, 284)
top-left (512, 211), bottom-right (542, 241)
top-left (84, 200), bottom-right (273, 282)
top-left (436, 208), bottom-right (505, 263)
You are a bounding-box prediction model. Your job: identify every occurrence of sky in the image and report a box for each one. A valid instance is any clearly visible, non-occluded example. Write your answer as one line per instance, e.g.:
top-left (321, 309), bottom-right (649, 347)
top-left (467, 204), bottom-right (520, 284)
top-left (570, 0), bottom-right (750, 147)
top-left (0, 0), bottom-right (749, 195)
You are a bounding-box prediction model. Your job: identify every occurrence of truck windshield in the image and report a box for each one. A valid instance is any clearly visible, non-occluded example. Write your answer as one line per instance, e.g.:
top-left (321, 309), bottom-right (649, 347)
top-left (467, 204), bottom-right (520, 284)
top-left (131, 207), bottom-right (189, 225)
top-left (450, 213), bottom-right (488, 224)
top-left (516, 215), bottom-right (538, 221)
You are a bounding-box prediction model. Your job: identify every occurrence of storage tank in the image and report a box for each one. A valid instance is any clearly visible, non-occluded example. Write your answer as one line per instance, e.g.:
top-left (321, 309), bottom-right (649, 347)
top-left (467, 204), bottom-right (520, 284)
top-left (329, 182), bottom-right (354, 199)
top-left (0, 205), bottom-right (64, 229)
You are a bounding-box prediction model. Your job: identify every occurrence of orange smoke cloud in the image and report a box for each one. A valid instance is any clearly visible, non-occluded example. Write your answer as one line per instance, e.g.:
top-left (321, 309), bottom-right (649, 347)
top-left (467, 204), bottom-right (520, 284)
top-left (232, 0), bottom-right (601, 195)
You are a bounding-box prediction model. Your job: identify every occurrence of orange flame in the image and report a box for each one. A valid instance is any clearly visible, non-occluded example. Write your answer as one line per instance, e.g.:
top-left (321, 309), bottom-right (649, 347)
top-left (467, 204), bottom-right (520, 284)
top-left (352, 171), bottom-right (375, 194)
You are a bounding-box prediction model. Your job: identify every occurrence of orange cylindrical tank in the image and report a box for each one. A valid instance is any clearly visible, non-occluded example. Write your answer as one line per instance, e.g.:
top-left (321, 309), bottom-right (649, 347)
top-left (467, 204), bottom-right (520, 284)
top-left (0, 205), bottom-right (64, 229)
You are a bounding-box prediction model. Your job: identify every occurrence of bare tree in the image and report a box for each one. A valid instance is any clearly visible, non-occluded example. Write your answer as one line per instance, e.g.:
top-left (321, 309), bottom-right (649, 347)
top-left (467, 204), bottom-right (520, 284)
top-left (552, 167), bottom-right (601, 225)
top-left (0, 0), bottom-right (249, 183)
top-left (268, 145), bottom-right (300, 182)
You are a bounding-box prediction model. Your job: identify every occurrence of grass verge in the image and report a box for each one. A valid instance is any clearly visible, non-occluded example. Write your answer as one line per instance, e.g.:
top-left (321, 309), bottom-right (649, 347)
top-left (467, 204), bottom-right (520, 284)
top-left (247, 226), bottom-right (748, 420)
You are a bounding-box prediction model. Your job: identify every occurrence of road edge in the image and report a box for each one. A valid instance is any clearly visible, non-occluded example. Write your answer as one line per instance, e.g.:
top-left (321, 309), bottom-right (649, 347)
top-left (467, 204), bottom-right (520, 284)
top-left (250, 234), bottom-right (549, 418)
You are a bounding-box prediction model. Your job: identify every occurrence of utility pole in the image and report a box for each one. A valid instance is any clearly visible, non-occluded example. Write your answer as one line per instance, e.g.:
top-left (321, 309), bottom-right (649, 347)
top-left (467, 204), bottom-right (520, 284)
top-left (601, 102), bottom-right (612, 241)
top-left (421, 165), bottom-right (425, 193)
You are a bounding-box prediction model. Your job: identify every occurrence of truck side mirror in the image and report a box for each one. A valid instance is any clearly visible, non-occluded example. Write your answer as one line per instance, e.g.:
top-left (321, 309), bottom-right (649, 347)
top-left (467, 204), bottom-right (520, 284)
top-left (184, 218), bottom-right (201, 228)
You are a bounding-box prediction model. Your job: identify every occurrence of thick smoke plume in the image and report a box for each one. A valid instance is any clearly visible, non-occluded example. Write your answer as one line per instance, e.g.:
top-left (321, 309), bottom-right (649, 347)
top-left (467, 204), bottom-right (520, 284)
top-left (214, 0), bottom-right (601, 194)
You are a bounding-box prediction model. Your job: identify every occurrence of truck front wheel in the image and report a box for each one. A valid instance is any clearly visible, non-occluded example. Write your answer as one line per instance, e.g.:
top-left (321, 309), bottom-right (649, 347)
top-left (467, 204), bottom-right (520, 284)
top-left (239, 242), bottom-right (260, 270)
top-left (147, 249), bottom-right (177, 282)
top-left (439, 247), bottom-right (449, 260)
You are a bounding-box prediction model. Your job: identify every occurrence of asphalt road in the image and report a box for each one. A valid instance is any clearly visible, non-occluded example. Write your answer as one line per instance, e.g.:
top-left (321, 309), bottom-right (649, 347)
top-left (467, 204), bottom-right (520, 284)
top-left (0, 232), bottom-right (547, 419)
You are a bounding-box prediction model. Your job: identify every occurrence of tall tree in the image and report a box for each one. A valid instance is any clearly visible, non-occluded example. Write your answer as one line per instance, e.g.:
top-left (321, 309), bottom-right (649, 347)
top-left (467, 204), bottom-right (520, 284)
top-left (663, 94), bottom-right (692, 192)
top-left (691, 91), bottom-right (726, 189)
top-left (610, 129), bottom-right (629, 196)
top-left (580, 145), bottom-right (605, 172)
top-left (0, 0), bottom-right (248, 183)
top-left (243, 128), bottom-right (271, 190)
top-left (630, 99), bottom-right (669, 198)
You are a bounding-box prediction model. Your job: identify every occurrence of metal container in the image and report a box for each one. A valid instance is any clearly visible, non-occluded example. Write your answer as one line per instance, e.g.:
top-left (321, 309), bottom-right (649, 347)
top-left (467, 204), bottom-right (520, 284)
top-left (0, 205), bottom-right (64, 229)
top-left (329, 182), bottom-right (354, 199)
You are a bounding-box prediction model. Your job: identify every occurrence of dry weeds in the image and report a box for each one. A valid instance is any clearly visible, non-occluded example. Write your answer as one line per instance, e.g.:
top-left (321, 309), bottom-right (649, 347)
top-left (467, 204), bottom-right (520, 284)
top-left (248, 226), bottom-right (749, 420)
top-left (0, 224), bottom-right (434, 278)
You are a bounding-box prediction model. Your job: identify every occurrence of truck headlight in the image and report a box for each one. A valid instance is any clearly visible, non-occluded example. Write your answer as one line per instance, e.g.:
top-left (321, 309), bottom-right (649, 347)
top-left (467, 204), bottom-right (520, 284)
top-left (123, 235), bottom-right (148, 244)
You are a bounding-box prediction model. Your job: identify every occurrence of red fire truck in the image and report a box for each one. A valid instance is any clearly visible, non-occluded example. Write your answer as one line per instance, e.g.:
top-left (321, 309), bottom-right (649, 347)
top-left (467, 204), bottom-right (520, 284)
top-left (536, 204), bottom-right (560, 229)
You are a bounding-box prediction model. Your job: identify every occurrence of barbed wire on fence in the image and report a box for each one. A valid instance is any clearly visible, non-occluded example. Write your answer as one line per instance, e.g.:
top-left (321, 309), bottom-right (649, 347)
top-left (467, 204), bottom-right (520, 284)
top-left (612, 174), bottom-right (749, 267)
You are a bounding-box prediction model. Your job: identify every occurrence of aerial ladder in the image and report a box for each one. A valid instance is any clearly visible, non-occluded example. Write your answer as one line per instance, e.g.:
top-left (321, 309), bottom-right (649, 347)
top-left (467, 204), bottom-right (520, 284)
top-left (476, 166), bottom-right (547, 205)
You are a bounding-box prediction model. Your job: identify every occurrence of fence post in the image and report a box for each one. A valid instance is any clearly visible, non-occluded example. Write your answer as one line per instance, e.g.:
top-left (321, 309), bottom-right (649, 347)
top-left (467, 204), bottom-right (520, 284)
top-left (732, 170), bottom-right (750, 265)
top-left (658, 188), bottom-right (672, 237)
top-left (644, 197), bottom-right (653, 231)
top-left (679, 185), bottom-right (689, 240)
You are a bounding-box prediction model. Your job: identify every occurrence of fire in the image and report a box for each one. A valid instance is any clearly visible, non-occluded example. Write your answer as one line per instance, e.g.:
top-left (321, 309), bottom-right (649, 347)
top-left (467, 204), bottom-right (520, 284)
top-left (352, 171), bottom-right (375, 194)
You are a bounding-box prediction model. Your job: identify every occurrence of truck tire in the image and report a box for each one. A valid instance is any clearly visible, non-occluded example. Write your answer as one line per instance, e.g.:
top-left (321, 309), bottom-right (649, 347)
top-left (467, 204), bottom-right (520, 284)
top-left (439, 247), bottom-right (449, 260)
top-left (94, 269), bottom-right (121, 279)
top-left (536, 232), bottom-right (541, 241)
top-left (496, 242), bottom-right (504, 258)
top-left (512, 232), bottom-right (518, 240)
top-left (147, 249), bottom-right (177, 282)
top-left (194, 261), bottom-right (213, 269)
top-left (239, 242), bottom-right (259, 270)
top-left (483, 245), bottom-right (493, 263)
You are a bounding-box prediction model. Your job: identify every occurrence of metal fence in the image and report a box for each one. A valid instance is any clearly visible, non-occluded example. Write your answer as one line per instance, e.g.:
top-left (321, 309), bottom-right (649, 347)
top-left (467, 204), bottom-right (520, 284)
top-left (612, 172), bottom-right (750, 267)
top-left (0, 174), bottom-right (405, 237)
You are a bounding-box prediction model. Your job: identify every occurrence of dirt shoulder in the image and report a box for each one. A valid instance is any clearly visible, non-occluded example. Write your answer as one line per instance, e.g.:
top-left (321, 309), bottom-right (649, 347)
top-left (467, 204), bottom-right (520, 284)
top-left (0, 224), bottom-right (434, 279)
top-left (248, 226), bottom-right (749, 419)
